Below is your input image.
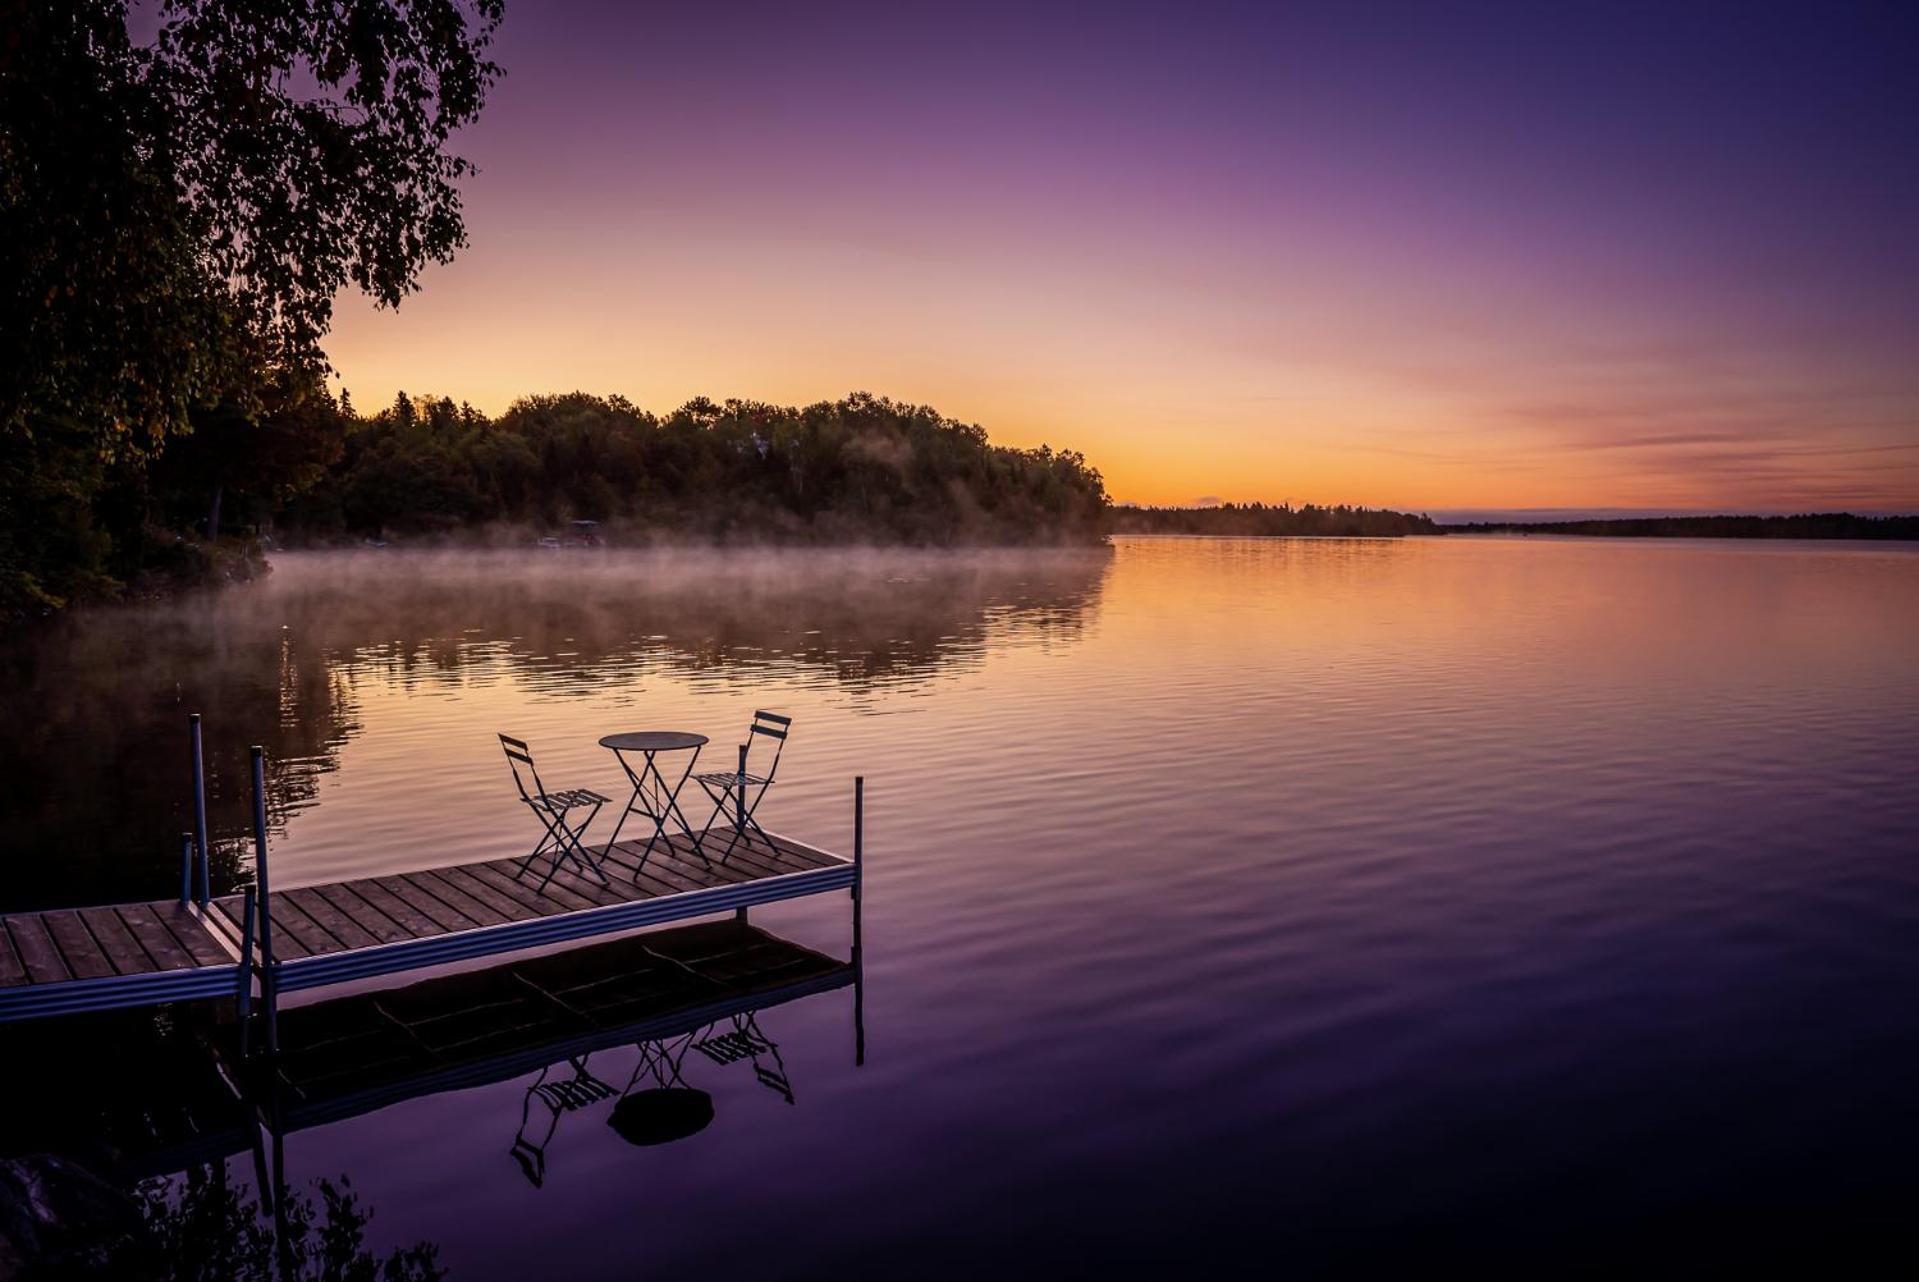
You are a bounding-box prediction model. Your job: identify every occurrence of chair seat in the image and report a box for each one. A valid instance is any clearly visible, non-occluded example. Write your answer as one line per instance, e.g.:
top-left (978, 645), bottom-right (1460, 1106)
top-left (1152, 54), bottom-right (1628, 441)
top-left (694, 771), bottom-right (770, 788)
top-left (531, 787), bottom-right (609, 810)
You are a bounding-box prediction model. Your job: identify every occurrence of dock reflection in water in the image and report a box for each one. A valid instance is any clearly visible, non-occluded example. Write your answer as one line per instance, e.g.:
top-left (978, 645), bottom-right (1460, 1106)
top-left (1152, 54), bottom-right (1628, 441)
top-left (255, 919), bottom-right (858, 1167)
top-left (2, 918), bottom-right (860, 1275)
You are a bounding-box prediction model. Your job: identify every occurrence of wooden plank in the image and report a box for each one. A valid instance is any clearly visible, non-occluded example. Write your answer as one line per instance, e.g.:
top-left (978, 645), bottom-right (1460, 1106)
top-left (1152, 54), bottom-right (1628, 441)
top-left (530, 858), bottom-right (630, 909)
top-left (686, 831), bottom-right (773, 872)
top-left (466, 860), bottom-right (602, 916)
top-left (0, 924), bottom-right (28, 987)
top-left (114, 906), bottom-right (197, 971)
top-left (263, 895), bottom-right (336, 958)
top-left (598, 844), bottom-right (690, 898)
top-left (40, 911), bottom-right (115, 980)
top-left (441, 862), bottom-right (561, 917)
top-left (754, 832), bottom-right (835, 871)
top-left (6, 916), bottom-right (72, 984)
top-left (761, 832), bottom-right (840, 870)
top-left (150, 903), bottom-right (236, 967)
top-left (603, 842), bottom-right (718, 897)
top-left (403, 871), bottom-right (513, 927)
top-left (433, 866), bottom-right (545, 923)
top-left (692, 835), bottom-right (795, 883)
top-left (650, 840), bottom-right (755, 888)
top-left (308, 883), bottom-right (410, 946)
top-left (284, 888), bottom-right (384, 951)
top-left (210, 895), bottom-right (247, 938)
top-left (332, 878), bottom-right (442, 940)
top-left (372, 875), bottom-right (478, 934)
top-left (77, 907), bottom-right (156, 976)
top-left (248, 898), bottom-right (311, 961)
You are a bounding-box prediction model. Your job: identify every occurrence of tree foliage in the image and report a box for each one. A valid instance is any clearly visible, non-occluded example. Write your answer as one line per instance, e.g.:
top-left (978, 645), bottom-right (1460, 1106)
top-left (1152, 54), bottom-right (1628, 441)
top-left (0, 0), bottom-right (502, 613)
top-left (1441, 513), bottom-right (1919, 540)
top-left (283, 391), bottom-right (1112, 545)
top-left (1110, 501), bottom-right (1439, 538)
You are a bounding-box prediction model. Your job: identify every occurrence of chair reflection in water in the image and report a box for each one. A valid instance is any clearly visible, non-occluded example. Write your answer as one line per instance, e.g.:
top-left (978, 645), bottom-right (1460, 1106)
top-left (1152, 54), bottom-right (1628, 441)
top-left (696, 1011), bottom-right (794, 1104)
top-left (511, 1056), bottom-right (618, 1187)
top-left (192, 917), bottom-right (859, 1205)
top-left (514, 1010), bottom-right (797, 1179)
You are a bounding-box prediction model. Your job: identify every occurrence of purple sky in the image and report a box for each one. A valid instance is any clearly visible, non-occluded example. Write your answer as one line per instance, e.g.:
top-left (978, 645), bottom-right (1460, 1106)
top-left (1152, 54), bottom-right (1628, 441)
top-left (323, 0), bottom-right (1919, 511)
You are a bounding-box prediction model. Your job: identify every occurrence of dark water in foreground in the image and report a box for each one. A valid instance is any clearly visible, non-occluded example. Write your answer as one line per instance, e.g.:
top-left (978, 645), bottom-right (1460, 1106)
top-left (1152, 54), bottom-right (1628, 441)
top-left (3, 537), bottom-right (1917, 1276)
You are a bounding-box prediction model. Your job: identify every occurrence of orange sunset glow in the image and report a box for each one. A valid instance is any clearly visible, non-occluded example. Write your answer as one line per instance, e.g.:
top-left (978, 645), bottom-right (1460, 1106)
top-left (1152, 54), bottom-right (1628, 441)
top-left (318, 6), bottom-right (1919, 515)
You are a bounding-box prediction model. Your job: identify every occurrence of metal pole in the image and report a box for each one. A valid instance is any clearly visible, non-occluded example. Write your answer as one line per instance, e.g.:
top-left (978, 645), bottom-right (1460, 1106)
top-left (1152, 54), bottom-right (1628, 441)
top-left (237, 888), bottom-right (255, 1060)
top-left (852, 775), bottom-right (864, 1068)
top-left (250, 746), bottom-right (277, 1055)
top-left (853, 776), bottom-right (864, 901)
top-left (736, 743), bottom-right (748, 833)
top-left (189, 713), bottom-right (210, 905)
top-left (180, 833), bottom-right (194, 904)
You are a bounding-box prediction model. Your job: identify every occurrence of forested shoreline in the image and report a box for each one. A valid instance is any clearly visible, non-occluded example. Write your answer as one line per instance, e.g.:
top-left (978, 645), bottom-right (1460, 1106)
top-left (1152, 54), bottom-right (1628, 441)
top-left (1440, 514), bottom-right (1919, 540)
top-left (1, 386), bottom-right (1113, 619)
top-left (1111, 502), bottom-right (1439, 538)
top-left (282, 391), bottom-right (1110, 546)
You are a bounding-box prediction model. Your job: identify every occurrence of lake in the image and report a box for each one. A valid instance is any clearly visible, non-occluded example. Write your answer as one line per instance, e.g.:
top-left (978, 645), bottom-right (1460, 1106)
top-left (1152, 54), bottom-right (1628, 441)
top-left (2, 536), bottom-right (1916, 1276)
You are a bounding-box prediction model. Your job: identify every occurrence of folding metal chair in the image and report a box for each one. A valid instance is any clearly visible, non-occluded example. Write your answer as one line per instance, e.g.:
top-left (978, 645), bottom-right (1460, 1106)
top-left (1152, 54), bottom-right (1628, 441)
top-left (499, 734), bottom-right (611, 892)
top-left (692, 710), bottom-right (790, 861)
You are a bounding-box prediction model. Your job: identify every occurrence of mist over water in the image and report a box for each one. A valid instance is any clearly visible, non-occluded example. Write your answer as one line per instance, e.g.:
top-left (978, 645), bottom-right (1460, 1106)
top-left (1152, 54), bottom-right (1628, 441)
top-left (3, 536), bottom-right (1917, 1275)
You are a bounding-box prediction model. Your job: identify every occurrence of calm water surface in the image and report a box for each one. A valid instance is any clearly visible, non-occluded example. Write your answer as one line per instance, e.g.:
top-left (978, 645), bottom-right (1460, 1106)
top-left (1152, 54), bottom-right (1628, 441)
top-left (3, 536), bottom-right (1917, 1275)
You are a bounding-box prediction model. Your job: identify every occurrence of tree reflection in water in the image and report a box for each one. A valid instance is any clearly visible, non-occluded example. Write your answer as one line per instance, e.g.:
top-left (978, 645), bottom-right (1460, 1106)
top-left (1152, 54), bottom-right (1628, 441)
top-left (0, 917), bottom-right (854, 1276)
top-left (0, 547), bottom-right (1110, 909)
top-left (134, 1169), bottom-right (443, 1282)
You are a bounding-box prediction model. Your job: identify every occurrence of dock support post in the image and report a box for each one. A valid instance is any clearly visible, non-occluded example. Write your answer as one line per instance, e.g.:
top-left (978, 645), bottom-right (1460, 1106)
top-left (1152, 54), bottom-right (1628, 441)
top-left (852, 776), bottom-right (864, 904)
top-left (250, 746), bottom-right (278, 1056)
top-left (852, 775), bottom-right (865, 1068)
top-left (237, 888), bottom-right (256, 1060)
top-left (179, 833), bottom-right (194, 904)
top-left (736, 743), bottom-right (749, 833)
top-left (189, 713), bottom-right (210, 905)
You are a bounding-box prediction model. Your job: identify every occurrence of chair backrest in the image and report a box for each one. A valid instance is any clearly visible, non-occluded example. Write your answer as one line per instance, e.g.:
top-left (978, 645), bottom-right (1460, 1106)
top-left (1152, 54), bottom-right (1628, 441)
top-left (499, 734), bottom-right (546, 804)
top-left (746, 710), bottom-right (791, 780)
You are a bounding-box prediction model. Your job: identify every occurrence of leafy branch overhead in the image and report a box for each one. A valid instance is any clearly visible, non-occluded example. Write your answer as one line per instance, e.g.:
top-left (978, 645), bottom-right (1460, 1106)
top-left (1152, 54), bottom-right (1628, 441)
top-left (0, 0), bottom-right (503, 611)
top-left (0, 0), bottom-right (501, 455)
top-left (151, 0), bottom-right (503, 365)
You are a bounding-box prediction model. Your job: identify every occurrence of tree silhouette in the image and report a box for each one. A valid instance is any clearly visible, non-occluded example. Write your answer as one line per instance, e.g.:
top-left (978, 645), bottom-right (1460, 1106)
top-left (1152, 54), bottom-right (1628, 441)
top-left (0, 0), bottom-right (503, 612)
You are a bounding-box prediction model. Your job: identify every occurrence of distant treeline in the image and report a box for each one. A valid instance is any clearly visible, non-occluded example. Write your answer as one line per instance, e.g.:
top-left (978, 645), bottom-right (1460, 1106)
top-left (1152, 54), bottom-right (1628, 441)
top-left (1110, 502), bottom-right (1440, 538)
top-left (1440, 513), bottom-right (1919, 540)
top-left (279, 391), bottom-right (1109, 546)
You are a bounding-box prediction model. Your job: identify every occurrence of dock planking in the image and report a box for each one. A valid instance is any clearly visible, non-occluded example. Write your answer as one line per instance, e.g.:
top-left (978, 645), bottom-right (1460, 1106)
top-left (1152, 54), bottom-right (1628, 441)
top-left (0, 899), bottom-right (238, 989)
top-left (198, 829), bottom-right (848, 969)
top-left (0, 820), bottom-right (856, 1023)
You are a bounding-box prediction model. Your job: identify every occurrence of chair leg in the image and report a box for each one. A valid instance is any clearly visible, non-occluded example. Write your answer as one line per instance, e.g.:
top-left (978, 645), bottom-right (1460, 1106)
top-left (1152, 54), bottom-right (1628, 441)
top-left (711, 784), bottom-right (774, 864)
top-left (545, 805), bottom-right (610, 889)
top-left (513, 806), bottom-right (570, 879)
top-left (692, 781), bottom-right (737, 856)
top-left (521, 802), bottom-right (610, 892)
top-left (569, 800), bottom-right (607, 876)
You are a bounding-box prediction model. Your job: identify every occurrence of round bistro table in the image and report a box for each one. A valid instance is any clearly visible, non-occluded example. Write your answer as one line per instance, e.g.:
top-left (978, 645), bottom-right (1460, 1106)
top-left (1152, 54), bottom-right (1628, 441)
top-left (598, 731), bottom-right (709, 862)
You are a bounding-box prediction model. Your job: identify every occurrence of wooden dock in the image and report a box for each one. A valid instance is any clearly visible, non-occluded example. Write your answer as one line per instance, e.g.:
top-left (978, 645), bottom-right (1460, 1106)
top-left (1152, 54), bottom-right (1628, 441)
top-left (0, 897), bottom-right (244, 1019)
top-left (1, 826), bottom-right (859, 1023)
top-left (3, 918), bottom-right (858, 1180)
